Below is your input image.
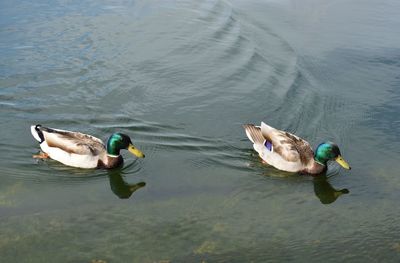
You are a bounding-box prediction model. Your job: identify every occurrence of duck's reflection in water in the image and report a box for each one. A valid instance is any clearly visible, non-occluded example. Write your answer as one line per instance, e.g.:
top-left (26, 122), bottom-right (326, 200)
top-left (107, 169), bottom-right (146, 199)
top-left (313, 175), bottom-right (349, 204)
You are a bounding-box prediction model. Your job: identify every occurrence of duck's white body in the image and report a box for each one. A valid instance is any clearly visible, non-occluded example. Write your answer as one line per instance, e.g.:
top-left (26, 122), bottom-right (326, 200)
top-left (31, 125), bottom-right (107, 168)
top-left (244, 122), bottom-right (318, 173)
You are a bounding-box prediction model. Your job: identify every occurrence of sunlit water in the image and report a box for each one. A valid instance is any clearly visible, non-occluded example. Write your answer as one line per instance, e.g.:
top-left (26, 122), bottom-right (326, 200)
top-left (1, 0), bottom-right (400, 262)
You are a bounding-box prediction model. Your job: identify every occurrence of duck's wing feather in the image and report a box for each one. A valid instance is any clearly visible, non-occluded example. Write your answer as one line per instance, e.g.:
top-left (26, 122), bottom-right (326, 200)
top-left (260, 122), bottom-right (314, 164)
top-left (243, 124), bottom-right (265, 145)
top-left (39, 126), bottom-right (105, 156)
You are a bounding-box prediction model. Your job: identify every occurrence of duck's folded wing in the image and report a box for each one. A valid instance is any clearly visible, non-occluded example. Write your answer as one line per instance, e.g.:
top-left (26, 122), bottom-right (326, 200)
top-left (243, 124), bottom-right (265, 145)
top-left (260, 122), bottom-right (313, 164)
top-left (40, 127), bottom-right (105, 155)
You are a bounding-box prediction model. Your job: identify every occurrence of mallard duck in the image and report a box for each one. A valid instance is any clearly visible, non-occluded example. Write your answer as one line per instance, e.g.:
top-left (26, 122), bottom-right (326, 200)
top-left (243, 122), bottom-right (351, 175)
top-left (31, 124), bottom-right (145, 169)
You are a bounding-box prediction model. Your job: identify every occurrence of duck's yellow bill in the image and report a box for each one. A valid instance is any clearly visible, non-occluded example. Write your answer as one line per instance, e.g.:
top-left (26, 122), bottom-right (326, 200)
top-left (128, 144), bottom-right (145, 158)
top-left (335, 155), bottom-right (351, 170)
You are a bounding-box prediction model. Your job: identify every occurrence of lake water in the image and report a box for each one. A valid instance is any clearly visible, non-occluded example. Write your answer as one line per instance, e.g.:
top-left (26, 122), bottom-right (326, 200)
top-left (1, 0), bottom-right (399, 262)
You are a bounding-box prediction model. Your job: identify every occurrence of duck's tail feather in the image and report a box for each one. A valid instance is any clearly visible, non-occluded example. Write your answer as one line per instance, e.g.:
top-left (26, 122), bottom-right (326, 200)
top-left (243, 124), bottom-right (265, 145)
top-left (31, 124), bottom-right (45, 143)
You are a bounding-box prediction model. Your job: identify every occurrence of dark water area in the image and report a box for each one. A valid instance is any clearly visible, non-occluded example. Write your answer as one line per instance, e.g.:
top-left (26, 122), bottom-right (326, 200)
top-left (1, 0), bottom-right (399, 262)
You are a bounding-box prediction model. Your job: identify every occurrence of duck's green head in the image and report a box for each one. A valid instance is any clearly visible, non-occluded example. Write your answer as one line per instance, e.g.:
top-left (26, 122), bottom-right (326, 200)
top-left (106, 133), bottom-right (145, 158)
top-left (314, 142), bottom-right (351, 170)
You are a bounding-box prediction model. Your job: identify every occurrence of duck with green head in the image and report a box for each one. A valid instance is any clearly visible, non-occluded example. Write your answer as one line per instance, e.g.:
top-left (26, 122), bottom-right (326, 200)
top-left (243, 122), bottom-right (351, 175)
top-left (31, 125), bottom-right (145, 169)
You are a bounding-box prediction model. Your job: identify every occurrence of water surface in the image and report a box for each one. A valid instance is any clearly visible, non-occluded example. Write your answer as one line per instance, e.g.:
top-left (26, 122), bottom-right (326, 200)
top-left (1, 0), bottom-right (400, 262)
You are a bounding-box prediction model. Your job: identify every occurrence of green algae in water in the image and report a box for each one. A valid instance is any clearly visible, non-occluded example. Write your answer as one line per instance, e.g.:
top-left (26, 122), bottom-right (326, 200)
top-left (0, 182), bottom-right (24, 207)
top-left (194, 240), bottom-right (217, 255)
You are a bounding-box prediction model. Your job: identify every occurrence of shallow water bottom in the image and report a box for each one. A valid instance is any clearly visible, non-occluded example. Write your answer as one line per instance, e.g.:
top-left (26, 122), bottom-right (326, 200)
top-left (1, 173), bottom-right (399, 263)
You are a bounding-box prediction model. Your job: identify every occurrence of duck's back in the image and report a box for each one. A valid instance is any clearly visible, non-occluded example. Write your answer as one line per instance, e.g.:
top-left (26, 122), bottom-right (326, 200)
top-left (31, 125), bottom-right (106, 168)
top-left (244, 122), bottom-right (314, 172)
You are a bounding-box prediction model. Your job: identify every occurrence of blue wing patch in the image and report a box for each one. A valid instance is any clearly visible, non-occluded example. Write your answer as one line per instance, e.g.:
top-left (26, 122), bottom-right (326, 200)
top-left (264, 140), bottom-right (272, 151)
